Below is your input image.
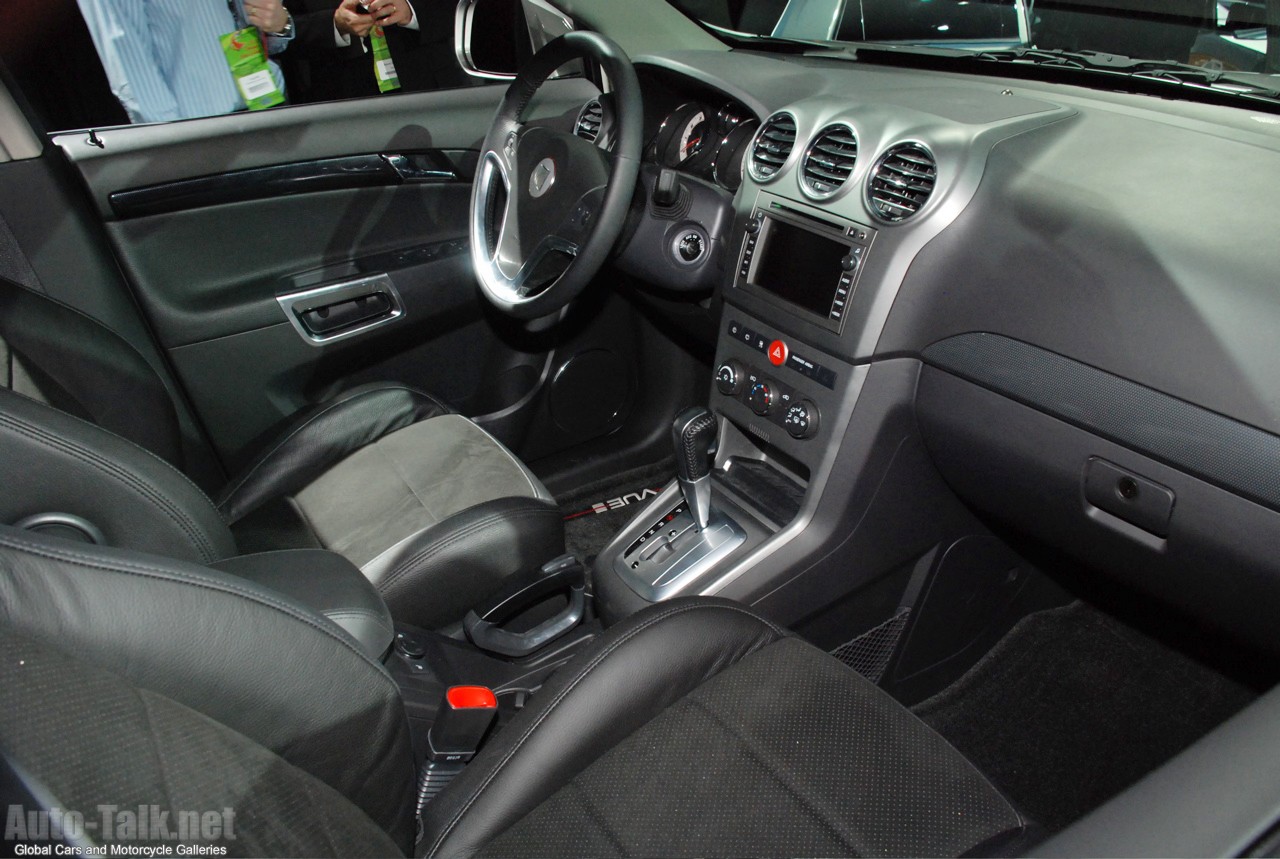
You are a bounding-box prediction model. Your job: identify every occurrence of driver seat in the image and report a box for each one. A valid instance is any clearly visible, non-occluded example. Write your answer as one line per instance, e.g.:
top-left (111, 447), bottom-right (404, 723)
top-left (0, 276), bottom-right (564, 630)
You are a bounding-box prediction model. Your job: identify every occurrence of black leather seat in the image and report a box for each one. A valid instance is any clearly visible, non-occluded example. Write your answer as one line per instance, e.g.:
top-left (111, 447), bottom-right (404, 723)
top-left (0, 525), bottom-right (1033, 858)
top-left (0, 277), bottom-right (563, 629)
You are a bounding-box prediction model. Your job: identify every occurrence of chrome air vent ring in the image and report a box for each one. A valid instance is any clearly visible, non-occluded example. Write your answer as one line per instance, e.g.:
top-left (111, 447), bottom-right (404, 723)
top-left (800, 122), bottom-right (858, 200)
top-left (866, 141), bottom-right (938, 222)
top-left (747, 111), bottom-right (798, 183)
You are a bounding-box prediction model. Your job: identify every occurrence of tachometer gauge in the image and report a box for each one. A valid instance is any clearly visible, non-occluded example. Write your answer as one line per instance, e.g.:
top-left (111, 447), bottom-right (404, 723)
top-left (711, 118), bottom-right (760, 191)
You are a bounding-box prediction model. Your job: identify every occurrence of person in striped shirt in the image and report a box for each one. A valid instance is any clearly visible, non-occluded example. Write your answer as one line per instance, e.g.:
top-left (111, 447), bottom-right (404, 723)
top-left (75, 0), bottom-right (296, 124)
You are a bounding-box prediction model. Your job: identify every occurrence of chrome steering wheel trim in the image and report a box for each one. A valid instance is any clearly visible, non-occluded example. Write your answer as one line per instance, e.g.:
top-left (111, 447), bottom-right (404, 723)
top-left (470, 151), bottom-right (581, 303)
top-left (468, 32), bottom-right (643, 320)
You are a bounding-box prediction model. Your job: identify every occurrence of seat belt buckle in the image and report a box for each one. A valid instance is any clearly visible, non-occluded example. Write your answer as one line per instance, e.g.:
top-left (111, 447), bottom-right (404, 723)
top-left (426, 685), bottom-right (498, 763)
top-left (417, 686), bottom-right (500, 822)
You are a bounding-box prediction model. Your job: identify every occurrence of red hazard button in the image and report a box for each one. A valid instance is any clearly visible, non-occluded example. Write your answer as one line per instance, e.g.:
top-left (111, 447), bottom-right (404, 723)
top-left (767, 339), bottom-right (788, 367)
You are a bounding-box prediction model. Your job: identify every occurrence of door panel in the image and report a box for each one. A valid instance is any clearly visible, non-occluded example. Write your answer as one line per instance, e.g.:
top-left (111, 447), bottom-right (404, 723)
top-left (106, 182), bottom-right (474, 348)
top-left (52, 80), bottom-right (604, 468)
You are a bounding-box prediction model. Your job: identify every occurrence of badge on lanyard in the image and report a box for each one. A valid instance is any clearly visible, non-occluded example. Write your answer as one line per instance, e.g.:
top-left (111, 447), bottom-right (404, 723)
top-left (220, 28), bottom-right (285, 110)
top-left (370, 25), bottom-right (402, 93)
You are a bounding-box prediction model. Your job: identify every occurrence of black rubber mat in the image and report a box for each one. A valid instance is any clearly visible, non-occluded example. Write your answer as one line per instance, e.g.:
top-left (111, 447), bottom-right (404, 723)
top-left (559, 458), bottom-right (673, 562)
top-left (913, 601), bottom-right (1256, 834)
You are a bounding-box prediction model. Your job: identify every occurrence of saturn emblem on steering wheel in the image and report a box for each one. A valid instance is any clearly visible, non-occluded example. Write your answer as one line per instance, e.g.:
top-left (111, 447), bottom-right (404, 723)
top-left (529, 158), bottom-right (556, 198)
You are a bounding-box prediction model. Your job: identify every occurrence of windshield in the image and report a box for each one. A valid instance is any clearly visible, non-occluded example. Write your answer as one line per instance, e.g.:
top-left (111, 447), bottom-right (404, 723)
top-left (668, 0), bottom-right (1269, 71)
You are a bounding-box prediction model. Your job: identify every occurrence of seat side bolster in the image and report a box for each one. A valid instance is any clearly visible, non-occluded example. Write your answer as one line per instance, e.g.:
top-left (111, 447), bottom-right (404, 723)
top-left (0, 632), bottom-right (407, 859)
top-left (420, 597), bottom-right (787, 858)
top-left (0, 387), bottom-right (235, 563)
top-left (217, 382), bottom-right (451, 523)
top-left (212, 548), bottom-right (396, 661)
top-left (0, 276), bottom-right (185, 469)
top-left (0, 526), bottom-right (418, 853)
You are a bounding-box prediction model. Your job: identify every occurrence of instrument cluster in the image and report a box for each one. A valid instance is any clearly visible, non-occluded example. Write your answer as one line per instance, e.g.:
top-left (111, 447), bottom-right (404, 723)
top-left (646, 101), bottom-right (759, 192)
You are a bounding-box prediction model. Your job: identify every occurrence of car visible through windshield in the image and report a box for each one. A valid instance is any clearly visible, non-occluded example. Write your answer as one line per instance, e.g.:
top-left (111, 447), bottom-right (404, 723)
top-left (666, 0), bottom-right (1280, 96)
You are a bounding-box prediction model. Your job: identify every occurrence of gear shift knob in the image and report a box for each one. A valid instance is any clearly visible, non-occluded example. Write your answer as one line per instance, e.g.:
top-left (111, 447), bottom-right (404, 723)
top-left (672, 406), bottom-right (717, 528)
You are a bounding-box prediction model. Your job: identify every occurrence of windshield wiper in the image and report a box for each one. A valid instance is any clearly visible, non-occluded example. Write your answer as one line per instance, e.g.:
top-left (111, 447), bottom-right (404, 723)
top-left (973, 47), bottom-right (1280, 101)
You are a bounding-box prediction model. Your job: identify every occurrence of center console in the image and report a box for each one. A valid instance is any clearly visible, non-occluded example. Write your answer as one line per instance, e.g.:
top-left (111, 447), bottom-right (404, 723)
top-left (595, 190), bottom-right (879, 623)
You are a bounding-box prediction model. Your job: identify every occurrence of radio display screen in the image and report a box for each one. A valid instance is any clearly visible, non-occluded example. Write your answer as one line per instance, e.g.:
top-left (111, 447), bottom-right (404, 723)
top-left (749, 218), bottom-right (848, 320)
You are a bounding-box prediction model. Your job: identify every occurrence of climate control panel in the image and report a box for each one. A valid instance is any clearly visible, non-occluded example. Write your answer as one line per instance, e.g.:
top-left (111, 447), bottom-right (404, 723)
top-left (715, 359), bottom-right (820, 440)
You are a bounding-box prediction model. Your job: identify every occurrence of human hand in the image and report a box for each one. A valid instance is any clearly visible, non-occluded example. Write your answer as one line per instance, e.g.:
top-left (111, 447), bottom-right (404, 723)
top-left (334, 0), bottom-right (376, 38)
top-left (243, 0), bottom-right (289, 33)
top-left (367, 0), bottom-right (414, 28)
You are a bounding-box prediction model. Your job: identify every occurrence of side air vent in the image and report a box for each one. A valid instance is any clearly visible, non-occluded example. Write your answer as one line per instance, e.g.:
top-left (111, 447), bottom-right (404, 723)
top-left (866, 143), bottom-right (938, 222)
top-left (748, 112), bottom-right (797, 183)
top-left (800, 123), bottom-right (858, 199)
top-left (575, 100), bottom-right (603, 142)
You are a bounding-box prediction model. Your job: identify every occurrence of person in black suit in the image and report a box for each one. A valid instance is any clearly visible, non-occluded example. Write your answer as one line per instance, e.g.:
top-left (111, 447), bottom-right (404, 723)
top-left (282, 0), bottom-right (466, 103)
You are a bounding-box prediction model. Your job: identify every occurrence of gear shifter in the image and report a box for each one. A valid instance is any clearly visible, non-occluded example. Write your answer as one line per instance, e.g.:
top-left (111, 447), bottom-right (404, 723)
top-left (672, 406), bottom-right (717, 530)
top-left (611, 407), bottom-right (745, 601)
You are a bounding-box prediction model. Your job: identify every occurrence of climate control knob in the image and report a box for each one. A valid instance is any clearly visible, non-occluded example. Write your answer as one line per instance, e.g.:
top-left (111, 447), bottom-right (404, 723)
top-left (715, 361), bottom-right (744, 396)
top-left (747, 381), bottom-right (775, 416)
top-left (784, 400), bottom-right (820, 439)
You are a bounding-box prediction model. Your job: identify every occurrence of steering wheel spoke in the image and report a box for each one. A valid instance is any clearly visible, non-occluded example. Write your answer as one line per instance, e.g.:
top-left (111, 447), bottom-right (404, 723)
top-left (549, 187), bottom-right (606, 248)
top-left (469, 32), bottom-right (642, 319)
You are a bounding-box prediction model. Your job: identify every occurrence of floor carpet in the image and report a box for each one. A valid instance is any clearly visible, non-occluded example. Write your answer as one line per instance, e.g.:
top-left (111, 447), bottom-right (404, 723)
top-left (558, 457), bottom-right (674, 562)
top-left (913, 601), bottom-right (1256, 834)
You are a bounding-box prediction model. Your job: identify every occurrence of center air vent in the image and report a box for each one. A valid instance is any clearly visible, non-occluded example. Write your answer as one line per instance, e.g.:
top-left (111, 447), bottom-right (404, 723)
top-left (801, 123), bottom-right (858, 199)
top-left (748, 112), bottom-right (797, 183)
top-left (867, 143), bottom-right (937, 222)
top-left (575, 100), bottom-right (603, 142)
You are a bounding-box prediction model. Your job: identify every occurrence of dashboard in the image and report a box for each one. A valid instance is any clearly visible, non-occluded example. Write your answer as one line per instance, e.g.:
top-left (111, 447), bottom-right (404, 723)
top-left (583, 47), bottom-right (1280, 661)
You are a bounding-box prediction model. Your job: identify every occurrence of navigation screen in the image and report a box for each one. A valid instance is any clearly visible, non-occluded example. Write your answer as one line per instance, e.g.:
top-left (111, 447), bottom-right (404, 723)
top-left (749, 218), bottom-right (847, 319)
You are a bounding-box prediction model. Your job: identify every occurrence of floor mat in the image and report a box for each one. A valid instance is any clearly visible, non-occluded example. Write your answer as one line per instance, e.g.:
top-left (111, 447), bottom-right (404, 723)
top-left (912, 601), bottom-right (1256, 834)
top-left (559, 458), bottom-right (674, 562)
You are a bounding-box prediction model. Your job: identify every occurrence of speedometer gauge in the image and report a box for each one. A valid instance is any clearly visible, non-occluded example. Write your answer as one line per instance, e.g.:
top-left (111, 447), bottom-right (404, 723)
top-left (675, 109), bottom-right (710, 163)
top-left (654, 103), bottom-right (713, 168)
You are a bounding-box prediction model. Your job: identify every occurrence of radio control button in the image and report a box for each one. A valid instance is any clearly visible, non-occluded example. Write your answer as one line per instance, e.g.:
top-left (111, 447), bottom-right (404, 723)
top-left (840, 254), bottom-right (859, 272)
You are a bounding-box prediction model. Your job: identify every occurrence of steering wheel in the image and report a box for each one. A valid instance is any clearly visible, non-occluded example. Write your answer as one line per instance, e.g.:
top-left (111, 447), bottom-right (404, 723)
top-left (469, 32), bottom-right (643, 319)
